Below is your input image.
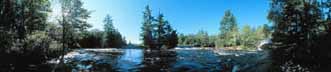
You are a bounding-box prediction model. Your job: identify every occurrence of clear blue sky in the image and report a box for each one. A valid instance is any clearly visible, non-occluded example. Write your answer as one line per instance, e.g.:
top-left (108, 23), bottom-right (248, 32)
top-left (81, 0), bottom-right (270, 44)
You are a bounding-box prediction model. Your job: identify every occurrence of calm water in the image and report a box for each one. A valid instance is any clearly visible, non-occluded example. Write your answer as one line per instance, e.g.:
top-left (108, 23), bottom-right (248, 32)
top-left (60, 48), bottom-right (263, 72)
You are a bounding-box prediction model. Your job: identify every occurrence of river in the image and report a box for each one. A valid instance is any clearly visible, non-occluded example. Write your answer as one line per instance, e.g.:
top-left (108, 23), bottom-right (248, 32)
top-left (50, 47), bottom-right (270, 72)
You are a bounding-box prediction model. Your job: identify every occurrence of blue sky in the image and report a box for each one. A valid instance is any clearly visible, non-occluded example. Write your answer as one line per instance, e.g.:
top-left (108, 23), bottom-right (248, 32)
top-left (79, 0), bottom-right (270, 44)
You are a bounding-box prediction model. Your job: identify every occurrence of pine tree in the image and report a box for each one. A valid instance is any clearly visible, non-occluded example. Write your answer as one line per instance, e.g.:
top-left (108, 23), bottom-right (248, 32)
top-left (0, 0), bottom-right (16, 52)
top-left (59, 0), bottom-right (91, 66)
top-left (140, 5), bottom-right (177, 49)
top-left (164, 21), bottom-right (178, 48)
top-left (103, 14), bottom-right (126, 48)
top-left (268, 0), bottom-right (325, 71)
top-left (196, 30), bottom-right (209, 47)
top-left (156, 14), bottom-right (166, 48)
top-left (141, 5), bottom-right (155, 48)
top-left (154, 13), bottom-right (178, 49)
top-left (217, 10), bottom-right (239, 48)
top-left (60, 0), bottom-right (92, 48)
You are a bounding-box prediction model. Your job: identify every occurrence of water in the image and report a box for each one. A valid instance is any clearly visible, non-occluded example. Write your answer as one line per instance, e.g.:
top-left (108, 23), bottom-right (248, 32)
top-left (56, 48), bottom-right (266, 72)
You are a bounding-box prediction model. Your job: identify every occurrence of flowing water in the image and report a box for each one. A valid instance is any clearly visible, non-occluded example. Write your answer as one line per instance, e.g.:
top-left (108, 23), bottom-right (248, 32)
top-left (54, 47), bottom-right (267, 72)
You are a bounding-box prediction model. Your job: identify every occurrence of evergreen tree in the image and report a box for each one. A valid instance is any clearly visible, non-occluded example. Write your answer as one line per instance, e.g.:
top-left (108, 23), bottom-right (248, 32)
top-left (0, 0), bottom-right (51, 53)
top-left (0, 0), bottom-right (16, 52)
top-left (141, 5), bottom-right (155, 48)
top-left (155, 13), bottom-right (178, 49)
top-left (168, 30), bottom-right (178, 48)
top-left (240, 24), bottom-right (256, 49)
top-left (140, 5), bottom-right (177, 49)
top-left (196, 30), bottom-right (209, 47)
top-left (164, 21), bottom-right (178, 48)
top-left (103, 14), bottom-right (126, 48)
top-left (0, 0), bottom-right (53, 71)
top-left (79, 29), bottom-right (104, 48)
top-left (60, 0), bottom-right (92, 48)
top-left (155, 14), bottom-right (167, 48)
top-left (268, 0), bottom-right (325, 71)
top-left (216, 10), bottom-right (239, 48)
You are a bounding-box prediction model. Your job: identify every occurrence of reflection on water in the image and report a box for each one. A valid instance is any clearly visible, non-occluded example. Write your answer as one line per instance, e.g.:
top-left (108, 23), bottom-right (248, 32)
top-left (116, 49), bottom-right (143, 72)
top-left (60, 48), bottom-right (262, 72)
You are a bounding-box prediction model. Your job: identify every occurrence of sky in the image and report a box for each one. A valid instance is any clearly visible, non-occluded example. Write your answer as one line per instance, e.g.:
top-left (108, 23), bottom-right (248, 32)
top-left (64, 0), bottom-right (271, 44)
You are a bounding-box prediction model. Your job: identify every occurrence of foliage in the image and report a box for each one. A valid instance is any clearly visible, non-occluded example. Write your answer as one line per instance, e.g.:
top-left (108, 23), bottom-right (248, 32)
top-left (0, 0), bottom-right (51, 53)
top-left (268, 0), bottom-right (331, 71)
top-left (79, 29), bottom-right (104, 48)
top-left (178, 30), bottom-right (215, 47)
top-left (140, 5), bottom-right (178, 49)
top-left (239, 24), bottom-right (272, 50)
top-left (216, 10), bottom-right (239, 48)
top-left (78, 15), bottom-right (127, 48)
top-left (103, 15), bottom-right (126, 48)
top-left (0, 0), bottom-right (16, 52)
top-left (141, 5), bottom-right (155, 48)
top-left (239, 25), bottom-right (256, 50)
top-left (59, 0), bottom-right (92, 48)
top-left (0, 0), bottom-right (66, 71)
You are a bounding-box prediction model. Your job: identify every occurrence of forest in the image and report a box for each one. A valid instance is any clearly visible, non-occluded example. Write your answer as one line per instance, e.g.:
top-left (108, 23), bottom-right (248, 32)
top-left (1, 0), bottom-right (331, 71)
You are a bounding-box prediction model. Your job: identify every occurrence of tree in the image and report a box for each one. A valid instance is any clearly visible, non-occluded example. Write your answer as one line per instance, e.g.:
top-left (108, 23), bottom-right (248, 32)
top-left (58, 0), bottom-right (91, 67)
top-left (140, 5), bottom-right (177, 49)
top-left (60, 0), bottom-right (92, 48)
top-left (255, 24), bottom-right (272, 40)
top-left (103, 14), bottom-right (126, 48)
top-left (177, 31), bottom-right (215, 47)
top-left (168, 30), bottom-right (178, 48)
top-left (164, 21), bottom-right (178, 48)
top-left (178, 34), bottom-right (186, 46)
top-left (154, 13), bottom-right (178, 49)
top-left (268, 0), bottom-right (325, 71)
top-left (79, 29), bottom-right (104, 48)
top-left (141, 5), bottom-right (155, 48)
top-left (155, 14), bottom-right (167, 48)
top-left (240, 24), bottom-right (256, 50)
top-left (216, 10), bottom-right (239, 48)
top-left (196, 30), bottom-right (209, 47)
top-left (0, 0), bottom-right (54, 71)
top-left (0, 0), bottom-right (51, 53)
top-left (0, 0), bottom-right (16, 52)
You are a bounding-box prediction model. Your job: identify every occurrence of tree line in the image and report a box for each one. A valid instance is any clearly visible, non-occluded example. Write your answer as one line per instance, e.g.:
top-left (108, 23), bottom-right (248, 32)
top-left (177, 10), bottom-right (272, 50)
top-left (79, 15), bottom-right (126, 48)
top-left (178, 30), bottom-right (216, 47)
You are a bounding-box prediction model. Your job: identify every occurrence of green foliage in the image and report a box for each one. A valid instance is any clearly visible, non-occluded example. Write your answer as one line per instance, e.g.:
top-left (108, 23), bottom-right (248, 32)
top-left (216, 10), bottom-right (239, 48)
top-left (59, 0), bottom-right (92, 48)
top-left (240, 25), bottom-right (255, 50)
top-left (0, 0), bottom-right (16, 52)
top-left (0, 0), bottom-right (52, 52)
top-left (214, 10), bottom-right (272, 50)
top-left (0, 0), bottom-right (66, 70)
top-left (78, 15), bottom-right (127, 48)
top-left (155, 14), bottom-right (178, 49)
top-left (79, 29), bottom-right (105, 48)
top-left (177, 30), bottom-right (216, 47)
top-left (140, 5), bottom-right (178, 49)
top-left (268, 0), bottom-right (331, 71)
top-left (239, 24), bottom-right (272, 50)
top-left (26, 31), bottom-right (51, 52)
top-left (141, 5), bottom-right (155, 48)
top-left (103, 15), bottom-right (126, 48)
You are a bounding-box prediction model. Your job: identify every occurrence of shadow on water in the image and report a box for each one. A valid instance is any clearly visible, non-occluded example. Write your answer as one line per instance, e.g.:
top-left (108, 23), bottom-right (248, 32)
top-left (138, 49), bottom-right (177, 72)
